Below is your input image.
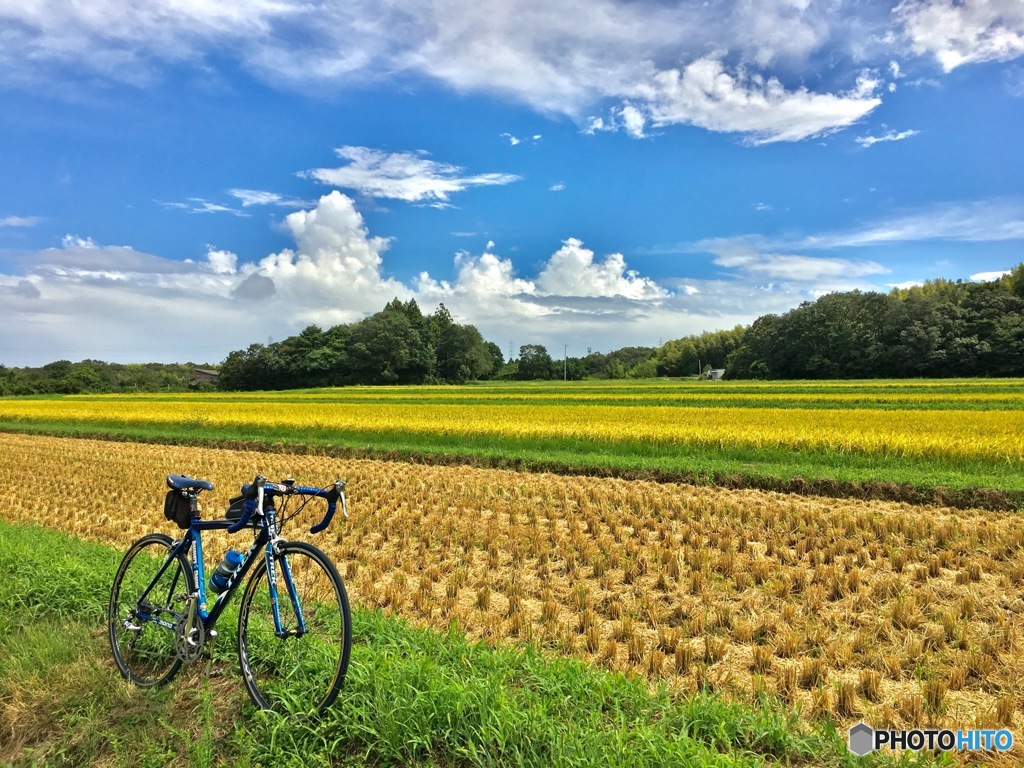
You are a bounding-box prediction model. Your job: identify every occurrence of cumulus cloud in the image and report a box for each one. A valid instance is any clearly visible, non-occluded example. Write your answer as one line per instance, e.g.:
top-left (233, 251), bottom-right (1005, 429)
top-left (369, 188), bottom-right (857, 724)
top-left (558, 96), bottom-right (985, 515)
top-left (8, 190), bottom-right (1017, 366)
top-left (535, 239), bottom-right (668, 299)
top-left (1, 191), bottom-right (689, 362)
top-left (896, 0), bottom-right (1024, 71)
top-left (303, 146), bottom-right (521, 202)
top-left (617, 105), bottom-right (647, 139)
top-left (205, 248), bottom-right (238, 275)
top-left (61, 234), bottom-right (98, 249)
top-left (0, 193), bottom-right (409, 363)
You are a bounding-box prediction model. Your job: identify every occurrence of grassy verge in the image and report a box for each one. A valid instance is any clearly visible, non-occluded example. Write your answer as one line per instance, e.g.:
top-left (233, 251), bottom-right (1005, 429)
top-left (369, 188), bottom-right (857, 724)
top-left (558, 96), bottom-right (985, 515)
top-left (0, 520), bottom-right (942, 767)
top-left (2, 417), bottom-right (1022, 510)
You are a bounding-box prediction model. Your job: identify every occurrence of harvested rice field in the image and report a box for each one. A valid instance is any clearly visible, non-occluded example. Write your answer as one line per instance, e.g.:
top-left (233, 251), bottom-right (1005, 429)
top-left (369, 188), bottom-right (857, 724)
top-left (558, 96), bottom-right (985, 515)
top-left (2, 431), bottom-right (1020, 746)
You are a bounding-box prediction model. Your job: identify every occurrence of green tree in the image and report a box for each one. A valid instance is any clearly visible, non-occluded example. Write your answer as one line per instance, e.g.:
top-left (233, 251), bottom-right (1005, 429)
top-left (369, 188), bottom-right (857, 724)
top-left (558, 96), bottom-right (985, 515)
top-left (518, 344), bottom-right (554, 380)
top-left (346, 309), bottom-right (425, 384)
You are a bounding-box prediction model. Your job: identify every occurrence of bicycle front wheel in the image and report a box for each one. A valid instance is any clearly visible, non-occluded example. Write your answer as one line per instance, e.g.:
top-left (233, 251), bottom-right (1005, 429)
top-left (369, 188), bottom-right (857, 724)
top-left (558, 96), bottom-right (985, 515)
top-left (237, 541), bottom-right (351, 715)
top-left (108, 533), bottom-right (194, 687)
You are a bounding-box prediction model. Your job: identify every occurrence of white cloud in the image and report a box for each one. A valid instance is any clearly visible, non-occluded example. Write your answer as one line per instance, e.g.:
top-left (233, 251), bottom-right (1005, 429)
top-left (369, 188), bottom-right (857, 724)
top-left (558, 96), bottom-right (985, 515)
top-left (228, 189), bottom-right (313, 208)
top-left (20, 188), bottom-right (994, 364)
top-left (61, 234), bottom-right (99, 249)
top-left (0, 0), bottom-right (906, 144)
top-left (0, 215), bottom-right (43, 227)
top-left (549, 182), bottom-right (566, 192)
top-left (970, 269), bottom-right (1012, 281)
top-left (500, 132), bottom-right (541, 146)
top-left (303, 146), bottom-right (521, 202)
top-left (797, 199), bottom-right (1024, 246)
top-left (0, 193), bottom-right (414, 364)
top-left (651, 198), bottom-right (1024, 264)
top-left (535, 238), bottom-right (668, 299)
top-left (161, 198), bottom-right (249, 216)
top-left (618, 104), bottom-right (647, 139)
top-left (205, 248), bottom-right (238, 275)
top-left (635, 56), bottom-right (881, 144)
top-left (1005, 65), bottom-right (1024, 96)
top-left (896, 0), bottom-right (1024, 71)
top-left (254, 191), bottom-right (408, 322)
top-left (888, 280), bottom-right (924, 290)
top-left (707, 241), bottom-right (889, 282)
top-left (855, 128), bottom-right (920, 147)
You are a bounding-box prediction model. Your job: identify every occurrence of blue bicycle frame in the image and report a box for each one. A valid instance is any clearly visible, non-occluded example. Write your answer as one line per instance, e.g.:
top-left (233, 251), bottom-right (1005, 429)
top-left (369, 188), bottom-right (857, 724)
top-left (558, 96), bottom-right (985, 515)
top-left (136, 478), bottom-right (346, 637)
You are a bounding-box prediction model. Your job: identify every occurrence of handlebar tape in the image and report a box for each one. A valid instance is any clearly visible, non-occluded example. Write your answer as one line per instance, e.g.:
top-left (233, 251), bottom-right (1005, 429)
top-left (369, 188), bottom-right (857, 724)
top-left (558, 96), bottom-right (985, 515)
top-left (227, 475), bottom-right (265, 534)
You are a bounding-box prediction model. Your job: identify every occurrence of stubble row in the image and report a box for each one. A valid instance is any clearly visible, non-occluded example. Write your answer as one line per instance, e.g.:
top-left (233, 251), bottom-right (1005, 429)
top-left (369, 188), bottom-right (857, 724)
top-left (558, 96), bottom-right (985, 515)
top-left (1, 432), bottom-right (1020, 737)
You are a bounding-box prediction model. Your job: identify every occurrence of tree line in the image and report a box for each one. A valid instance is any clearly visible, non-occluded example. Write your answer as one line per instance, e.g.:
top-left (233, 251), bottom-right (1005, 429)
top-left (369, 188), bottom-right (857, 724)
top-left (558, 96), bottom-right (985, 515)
top-left (498, 327), bottom-right (745, 381)
top-left (4, 265), bottom-right (1022, 393)
top-left (726, 264), bottom-right (1024, 379)
top-left (0, 360), bottom-right (201, 396)
top-left (218, 299), bottom-right (504, 389)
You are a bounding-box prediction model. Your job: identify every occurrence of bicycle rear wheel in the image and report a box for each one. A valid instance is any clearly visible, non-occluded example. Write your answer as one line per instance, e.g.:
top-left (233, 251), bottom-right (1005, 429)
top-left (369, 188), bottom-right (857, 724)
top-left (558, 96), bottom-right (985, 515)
top-left (237, 541), bottom-right (351, 715)
top-left (108, 533), bottom-right (194, 686)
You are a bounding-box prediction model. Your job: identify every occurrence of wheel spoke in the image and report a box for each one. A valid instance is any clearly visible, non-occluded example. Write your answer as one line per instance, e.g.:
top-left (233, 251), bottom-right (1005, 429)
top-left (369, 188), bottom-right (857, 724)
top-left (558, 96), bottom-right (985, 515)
top-left (108, 535), bottom-right (190, 687)
top-left (238, 543), bottom-right (350, 714)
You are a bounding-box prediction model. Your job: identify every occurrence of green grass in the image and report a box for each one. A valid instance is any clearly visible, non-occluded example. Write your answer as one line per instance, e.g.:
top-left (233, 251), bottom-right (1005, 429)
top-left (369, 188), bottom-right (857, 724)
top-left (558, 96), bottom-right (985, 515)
top-left (27, 377), bottom-right (1024, 409)
top-left (0, 519), bottom-right (945, 767)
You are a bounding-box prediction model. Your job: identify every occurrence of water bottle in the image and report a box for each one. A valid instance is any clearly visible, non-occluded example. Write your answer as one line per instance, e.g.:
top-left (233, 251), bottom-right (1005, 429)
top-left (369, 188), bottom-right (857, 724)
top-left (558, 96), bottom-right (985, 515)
top-left (209, 549), bottom-right (243, 594)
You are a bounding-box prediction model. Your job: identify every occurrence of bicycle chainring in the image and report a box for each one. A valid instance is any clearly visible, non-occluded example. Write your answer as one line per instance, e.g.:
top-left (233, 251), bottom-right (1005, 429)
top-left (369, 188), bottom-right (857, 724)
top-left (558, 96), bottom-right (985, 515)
top-left (175, 608), bottom-right (206, 664)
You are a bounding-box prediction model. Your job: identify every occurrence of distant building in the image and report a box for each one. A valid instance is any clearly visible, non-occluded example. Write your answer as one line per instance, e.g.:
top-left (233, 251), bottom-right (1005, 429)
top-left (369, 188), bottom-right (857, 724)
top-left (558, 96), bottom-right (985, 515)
top-left (706, 369), bottom-right (725, 380)
top-left (191, 368), bottom-right (220, 387)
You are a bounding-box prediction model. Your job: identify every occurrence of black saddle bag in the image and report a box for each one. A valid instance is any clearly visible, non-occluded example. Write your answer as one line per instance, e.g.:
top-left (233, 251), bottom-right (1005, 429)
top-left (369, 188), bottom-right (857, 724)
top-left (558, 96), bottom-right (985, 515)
top-left (164, 490), bottom-right (193, 529)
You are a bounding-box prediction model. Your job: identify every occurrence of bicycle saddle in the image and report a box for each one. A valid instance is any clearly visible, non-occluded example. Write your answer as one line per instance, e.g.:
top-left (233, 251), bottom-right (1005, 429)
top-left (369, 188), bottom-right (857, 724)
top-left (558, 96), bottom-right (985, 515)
top-left (166, 474), bottom-right (214, 492)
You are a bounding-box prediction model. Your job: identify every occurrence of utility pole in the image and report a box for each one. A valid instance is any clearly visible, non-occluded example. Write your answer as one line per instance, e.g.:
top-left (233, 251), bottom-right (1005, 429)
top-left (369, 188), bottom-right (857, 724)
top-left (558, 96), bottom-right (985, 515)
top-left (564, 344), bottom-right (568, 381)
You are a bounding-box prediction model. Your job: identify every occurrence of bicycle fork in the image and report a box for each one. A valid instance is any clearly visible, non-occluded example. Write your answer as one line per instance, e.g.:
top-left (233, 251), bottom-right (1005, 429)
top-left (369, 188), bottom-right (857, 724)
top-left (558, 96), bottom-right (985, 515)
top-left (265, 543), bottom-right (308, 639)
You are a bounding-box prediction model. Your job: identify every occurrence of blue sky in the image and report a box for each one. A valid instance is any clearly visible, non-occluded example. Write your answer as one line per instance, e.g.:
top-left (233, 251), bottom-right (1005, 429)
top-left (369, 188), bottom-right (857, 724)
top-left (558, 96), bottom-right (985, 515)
top-left (1, 1), bottom-right (1023, 365)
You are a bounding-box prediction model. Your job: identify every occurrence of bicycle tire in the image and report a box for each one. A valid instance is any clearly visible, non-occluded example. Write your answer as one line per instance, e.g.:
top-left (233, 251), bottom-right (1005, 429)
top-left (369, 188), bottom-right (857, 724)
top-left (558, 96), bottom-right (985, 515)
top-left (108, 533), bottom-right (195, 687)
top-left (237, 541), bottom-right (351, 715)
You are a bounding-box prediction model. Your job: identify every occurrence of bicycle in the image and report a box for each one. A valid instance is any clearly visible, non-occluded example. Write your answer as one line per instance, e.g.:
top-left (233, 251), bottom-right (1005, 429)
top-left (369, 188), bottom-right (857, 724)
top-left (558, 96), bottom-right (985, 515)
top-left (107, 472), bottom-right (351, 715)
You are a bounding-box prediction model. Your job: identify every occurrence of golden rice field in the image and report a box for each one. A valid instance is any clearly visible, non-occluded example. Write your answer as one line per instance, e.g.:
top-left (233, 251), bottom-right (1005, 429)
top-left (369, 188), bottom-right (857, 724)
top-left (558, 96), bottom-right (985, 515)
top-left (1, 432), bottom-right (1021, 751)
top-left (2, 395), bottom-right (1024, 466)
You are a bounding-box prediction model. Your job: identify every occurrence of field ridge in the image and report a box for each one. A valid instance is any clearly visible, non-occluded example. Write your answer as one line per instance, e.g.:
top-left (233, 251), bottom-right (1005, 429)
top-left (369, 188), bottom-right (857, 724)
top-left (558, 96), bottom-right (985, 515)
top-left (1, 423), bottom-right (1021, 511)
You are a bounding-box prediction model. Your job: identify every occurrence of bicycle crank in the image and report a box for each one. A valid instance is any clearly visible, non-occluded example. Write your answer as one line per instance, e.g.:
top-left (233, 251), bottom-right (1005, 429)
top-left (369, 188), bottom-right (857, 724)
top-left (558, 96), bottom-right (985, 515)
top-left (174, 597), bottom-right (206, 664)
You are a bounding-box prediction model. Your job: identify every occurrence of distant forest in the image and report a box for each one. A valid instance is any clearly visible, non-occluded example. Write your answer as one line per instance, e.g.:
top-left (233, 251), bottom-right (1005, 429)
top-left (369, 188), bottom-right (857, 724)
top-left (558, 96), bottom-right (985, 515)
top-left (2, 264), bottom-right (1022, 394)
top-left (727, 264), bottom-right (1024, 379)
top-left (0, 360), bottom-right (202, 396)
